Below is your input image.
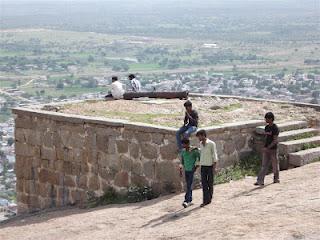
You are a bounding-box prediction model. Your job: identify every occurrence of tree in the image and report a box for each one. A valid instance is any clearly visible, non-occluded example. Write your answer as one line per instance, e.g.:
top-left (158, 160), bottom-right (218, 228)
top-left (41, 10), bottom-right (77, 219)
top-left (7, 137), bottom-right (14, 146)
top-left (56, 82), bottom-right (64, 90)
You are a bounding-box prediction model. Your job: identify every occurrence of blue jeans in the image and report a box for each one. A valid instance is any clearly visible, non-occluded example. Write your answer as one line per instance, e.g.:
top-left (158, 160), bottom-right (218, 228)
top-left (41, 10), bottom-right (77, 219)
top-left (176, 126), bottom-right (197, 150)
top-left (184, 170), bottom-right (194, 203)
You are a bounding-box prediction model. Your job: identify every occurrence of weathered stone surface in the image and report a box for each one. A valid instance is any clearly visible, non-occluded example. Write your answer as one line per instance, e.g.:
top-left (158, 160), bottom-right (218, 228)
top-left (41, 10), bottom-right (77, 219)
top-left (120, 155), bottom-right (132, 172)
top-left (141, 143), bottom-right (158, 160)
top-left (64, 175), bottom-right (76, 187)
top-left (135, 132), bottom-right (151, 142)
top-left (41, 146), bottom-right (56, 161)
top-left (131, 174), bottom-right (148, 187)
top-left (117, 140), bottom-right (129, 153)
top-left (114, 172), bottom-right (129, 187)
top-left (15, 142), bottom-right (34, 157)
top-left (129, 142), bottom-right (140, 159)
top-left (107, 137), bottom-right (117, 154)
top-left (160, 143), bottom-right (178, 161)
top-left (24, 180), bottom-right (39, 195)
top-left (88, 175), bottom-right (100, 190)
top-left (223, 142), bottom-right (236, 155)
top-left (234, 135), bottom-right (247, 151)
top-left (132, 161), bottom-right (143, 175)
top-left (15, 115), bottom-right (34, 129)
top-left (77, 175), bottom-right (88, 189)
top-left (151, 133), bottom-right (164, 145)
top-left (143, 161), bottom-right (155, 178)
top-left (96, 133), bottom-right (109, 152)
top-left (39, 183), bottom-right (51, 198)
top-left (16, 180), bottom-right (24, 192)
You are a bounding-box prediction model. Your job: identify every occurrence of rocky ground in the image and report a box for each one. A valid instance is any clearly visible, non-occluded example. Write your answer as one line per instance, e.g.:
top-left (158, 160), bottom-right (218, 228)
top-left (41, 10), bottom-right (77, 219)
top-left (58, 97), bottom-right (319, 127)
top-left (1, 162), bottom-right (319, 240)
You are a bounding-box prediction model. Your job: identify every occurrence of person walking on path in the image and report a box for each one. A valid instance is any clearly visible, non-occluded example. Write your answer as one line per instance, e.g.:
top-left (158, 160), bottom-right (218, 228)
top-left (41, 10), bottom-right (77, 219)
top-left (176, 100), bottom-right (199, 151)
top-left (196, 129), bottom-right (218, 207)
top-left (255, 112), bottom-right (280, 186)
top-left (179, 138), bottom-right (200, 208)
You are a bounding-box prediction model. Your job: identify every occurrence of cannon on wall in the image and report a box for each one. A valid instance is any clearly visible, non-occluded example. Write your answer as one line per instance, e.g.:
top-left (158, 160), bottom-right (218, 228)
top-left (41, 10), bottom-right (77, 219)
top-left (123, 91), bottom-right (189, 100)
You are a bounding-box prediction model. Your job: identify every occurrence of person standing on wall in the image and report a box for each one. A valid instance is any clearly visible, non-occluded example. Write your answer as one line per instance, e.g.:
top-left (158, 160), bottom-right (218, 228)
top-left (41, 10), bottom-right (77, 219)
top-left (254, 112), bottom-right (280, 186)
top-left (196, 129), bottom-right (218, 207)
top-left (128, 74), bottom-right (141, 92)
top-left (176, 100), bottom-right (199, 151)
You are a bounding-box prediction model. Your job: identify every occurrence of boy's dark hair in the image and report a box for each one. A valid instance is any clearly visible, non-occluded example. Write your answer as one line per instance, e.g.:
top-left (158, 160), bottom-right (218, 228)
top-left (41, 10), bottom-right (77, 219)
top-left (196, 129), bottom-right (206, 137)
top-left (128, 74), bottom-right (135, 79)
top-left (184, 100), bottom-right (192, 107)
top-left (112, 76), bottom-right (118, 82)
top-left (181, 138), bottom-right (190, 145)
top-left (265, 112), bottom-right (275, 121)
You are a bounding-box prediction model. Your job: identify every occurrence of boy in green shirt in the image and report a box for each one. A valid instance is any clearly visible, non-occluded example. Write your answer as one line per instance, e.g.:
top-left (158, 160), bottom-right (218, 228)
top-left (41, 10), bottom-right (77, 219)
top-left (179, 138), bottom-right (200, 208)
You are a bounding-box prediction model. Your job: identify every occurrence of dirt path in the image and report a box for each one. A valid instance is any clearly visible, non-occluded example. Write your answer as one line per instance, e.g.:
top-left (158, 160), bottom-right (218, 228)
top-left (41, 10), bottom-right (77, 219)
top-left (1, 162), bottom-right (320, 240)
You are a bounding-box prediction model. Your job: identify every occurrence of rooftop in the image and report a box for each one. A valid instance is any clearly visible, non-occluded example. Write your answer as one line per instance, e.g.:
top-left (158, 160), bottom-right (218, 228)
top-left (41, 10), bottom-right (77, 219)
top-left (42, 95), bottom-right (319, 128)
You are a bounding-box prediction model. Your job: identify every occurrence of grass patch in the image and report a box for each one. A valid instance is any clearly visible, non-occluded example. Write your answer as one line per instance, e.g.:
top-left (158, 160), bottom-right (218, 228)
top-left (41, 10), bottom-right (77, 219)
top-left (215, 153), bottom-right (261, 184)
top-left (301, 142), bottom-right (320, 151)
top-left (291, 132), bottom-right (316, 141)
top-left (87, 186), bottom-right (159, 208)
top-left (222, 103), bottom-right (242, 111)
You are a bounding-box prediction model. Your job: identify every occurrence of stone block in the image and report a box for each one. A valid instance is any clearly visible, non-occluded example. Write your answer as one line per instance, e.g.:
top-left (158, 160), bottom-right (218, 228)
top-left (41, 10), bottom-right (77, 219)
top-left (15, 115), bottom-right (34, 129)
top-left (120, 155), bottom-right (132, 172)
top-left (41, 146), bottom-right (56, 161)
top-left (15, 142), bottom-right (34, 157)
top-left (16, 179), bottom-right (24, 192)
top-left (141, 143), bottom-right (158, 160)
top-left (143, 161), bottom-right (155, 179)
top-left (114, 171), bottom-right (129, 187)
top-left (131, 174), bottom-right (148, 187)
top-left (107, 137), bottom-right (117, 154)
top-left (132, 161), bottom-right (143, 175)
top-left (135, 132), bottom-right (151, 143)
top-left (96, 133), bottom-right (109, 152)
top-left (77, 175), bottom-right (88, 189)
top-left (117, 140), bottom-right (129, 154)
top-left (64, 175), bottom-right (76, 188)
top-left (43, 131), bottom-right (54, 148)
top-left (160, 143), bottom-right (178, 161)
top-left (88, 175), bottom-right (100, 190)
top-left (233, 135), bottom-right (247, 151)
top-left (24, 180), bottom-right (39, 195)
top-left (129, 142), bottom-right (140, 159)
top-left (223, 142), bottom-right (236, 155)
top-left (39, 183), bottom-right (51, 198)
top-left (152, 133), bottom-right (165, 145)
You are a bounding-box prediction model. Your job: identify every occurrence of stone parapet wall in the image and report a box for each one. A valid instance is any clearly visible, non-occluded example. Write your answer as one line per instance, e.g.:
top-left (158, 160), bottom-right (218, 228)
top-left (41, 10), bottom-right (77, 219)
top-left (13, 107), bottom-right (263, 214)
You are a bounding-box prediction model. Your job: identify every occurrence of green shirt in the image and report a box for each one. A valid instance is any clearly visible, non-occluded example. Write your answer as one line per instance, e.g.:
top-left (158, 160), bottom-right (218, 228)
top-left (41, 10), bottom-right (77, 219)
top-left (181, 148), bottom-right (200, 171)
top-left (199, 139), bottom-right (218, 166)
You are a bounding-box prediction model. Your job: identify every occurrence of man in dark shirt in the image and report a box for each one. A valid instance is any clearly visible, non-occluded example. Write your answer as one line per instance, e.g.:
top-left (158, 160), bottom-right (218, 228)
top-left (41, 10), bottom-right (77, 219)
top-left (176, 100), bottom-right (199, 151)
top-left (255, 112), bottom-right (280, 186)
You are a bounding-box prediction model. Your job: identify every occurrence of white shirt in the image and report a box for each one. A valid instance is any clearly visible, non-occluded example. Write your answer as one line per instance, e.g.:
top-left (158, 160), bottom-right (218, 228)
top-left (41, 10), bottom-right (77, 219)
top-left (131, 78), bottom-right (141, 92)
top-left (199, 138), bottom-right (218, 166)
top-left (111, 81), bottom-right (125, 99)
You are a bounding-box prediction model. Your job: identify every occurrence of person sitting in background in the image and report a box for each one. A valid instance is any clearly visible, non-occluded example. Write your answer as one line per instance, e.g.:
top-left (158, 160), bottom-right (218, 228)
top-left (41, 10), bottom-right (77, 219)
top-left (176, 100), bottom-right (199, 151)
top-left (105, 76), bottom-right (125, 100)
top-left (128, 74), bottom-right (141, 92)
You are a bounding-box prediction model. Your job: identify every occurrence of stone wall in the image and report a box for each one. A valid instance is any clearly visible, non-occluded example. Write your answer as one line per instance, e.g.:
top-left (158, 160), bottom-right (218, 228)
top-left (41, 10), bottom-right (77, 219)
top-left (12, 107), bottom-right (263, 214)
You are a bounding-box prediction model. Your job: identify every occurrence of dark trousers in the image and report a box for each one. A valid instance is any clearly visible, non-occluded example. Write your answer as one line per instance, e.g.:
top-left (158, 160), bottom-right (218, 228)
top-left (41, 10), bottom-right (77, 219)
top-left (257, 149), bottom-right (279, 184)
top-left (184, 171), bottom-right (194, 203)
top-left (201, 166), bottom-right (214, 204)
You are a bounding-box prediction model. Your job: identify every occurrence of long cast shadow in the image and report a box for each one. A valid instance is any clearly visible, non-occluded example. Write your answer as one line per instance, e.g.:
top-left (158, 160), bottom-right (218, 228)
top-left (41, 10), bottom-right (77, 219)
top-left (229, 183), bottom-right (273, 199)
top-left (141, 205), bottom-right (201, 228)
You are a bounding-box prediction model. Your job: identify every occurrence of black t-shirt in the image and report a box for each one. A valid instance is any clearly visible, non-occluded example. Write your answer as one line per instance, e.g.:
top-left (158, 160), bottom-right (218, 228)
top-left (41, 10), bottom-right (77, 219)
top-left (184, 110), bottom-right (199, 127)
top-left (265, 124), bottom-right (280, 149)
